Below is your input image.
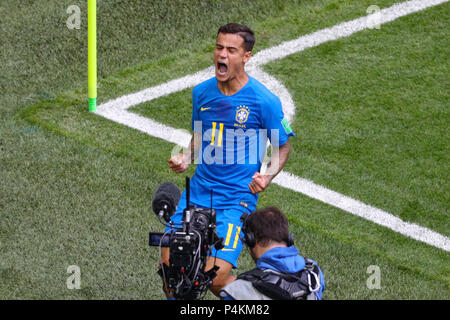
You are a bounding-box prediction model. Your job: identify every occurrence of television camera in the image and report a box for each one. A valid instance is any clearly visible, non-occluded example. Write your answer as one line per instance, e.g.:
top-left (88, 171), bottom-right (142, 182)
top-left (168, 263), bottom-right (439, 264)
top-left (149, 177), bottom-right (223, 299)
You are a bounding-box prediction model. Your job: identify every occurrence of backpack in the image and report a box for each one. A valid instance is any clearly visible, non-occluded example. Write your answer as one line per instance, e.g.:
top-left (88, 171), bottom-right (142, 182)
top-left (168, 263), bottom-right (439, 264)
top-left (237, 259), bottom-right (322, 300)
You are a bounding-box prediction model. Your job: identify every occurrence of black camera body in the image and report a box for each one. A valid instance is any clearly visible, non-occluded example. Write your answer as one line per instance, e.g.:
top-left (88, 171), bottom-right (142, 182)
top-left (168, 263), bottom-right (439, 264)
top-left (149, 178), bottom-right (223, 300)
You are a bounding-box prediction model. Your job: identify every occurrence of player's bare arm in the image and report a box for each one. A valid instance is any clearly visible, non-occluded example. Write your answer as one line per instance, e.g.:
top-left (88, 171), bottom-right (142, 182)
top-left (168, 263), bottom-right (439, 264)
top-left (168, 132), bottom-right (201, 173)
top-left (248, 140), bottom-right (291, 194)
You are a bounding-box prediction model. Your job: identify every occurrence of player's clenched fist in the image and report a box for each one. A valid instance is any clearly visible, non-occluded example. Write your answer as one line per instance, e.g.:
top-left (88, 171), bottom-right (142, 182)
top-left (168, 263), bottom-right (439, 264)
top-left (168, 153), bottom-right (190, 173)
top-left (248, 172), bottom-right (271, 194)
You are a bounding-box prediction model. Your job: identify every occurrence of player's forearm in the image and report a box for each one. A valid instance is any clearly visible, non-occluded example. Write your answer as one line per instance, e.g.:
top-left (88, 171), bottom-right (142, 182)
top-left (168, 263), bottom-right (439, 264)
top-left (264, 140), bottom-right (291, 181)
top-left (185, 132), bottom-right (202, 163)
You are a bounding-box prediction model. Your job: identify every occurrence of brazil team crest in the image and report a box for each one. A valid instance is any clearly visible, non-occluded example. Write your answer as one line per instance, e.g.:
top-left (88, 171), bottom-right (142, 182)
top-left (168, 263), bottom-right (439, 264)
top-left (235, 105), bottom-right (250, 124)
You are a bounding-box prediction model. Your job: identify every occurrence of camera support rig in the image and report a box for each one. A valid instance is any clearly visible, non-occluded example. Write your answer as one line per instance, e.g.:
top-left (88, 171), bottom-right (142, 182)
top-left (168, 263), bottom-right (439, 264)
top-left (149, 176), bottom-right (223, 299)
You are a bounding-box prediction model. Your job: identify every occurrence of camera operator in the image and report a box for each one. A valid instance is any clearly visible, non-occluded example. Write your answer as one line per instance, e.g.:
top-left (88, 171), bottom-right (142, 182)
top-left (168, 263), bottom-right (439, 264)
top-left (219, 207), bottom-right (325, 300)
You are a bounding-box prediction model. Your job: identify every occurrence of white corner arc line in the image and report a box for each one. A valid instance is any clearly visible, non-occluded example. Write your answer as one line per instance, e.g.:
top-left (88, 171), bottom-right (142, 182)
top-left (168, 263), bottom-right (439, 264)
top-left (94, 0), bottom-right (450, 252)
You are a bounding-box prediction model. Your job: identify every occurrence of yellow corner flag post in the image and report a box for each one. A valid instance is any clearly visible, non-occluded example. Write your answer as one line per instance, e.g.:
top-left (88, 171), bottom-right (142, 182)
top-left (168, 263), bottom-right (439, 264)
top-left (88, 0), bottom-right (97, 112)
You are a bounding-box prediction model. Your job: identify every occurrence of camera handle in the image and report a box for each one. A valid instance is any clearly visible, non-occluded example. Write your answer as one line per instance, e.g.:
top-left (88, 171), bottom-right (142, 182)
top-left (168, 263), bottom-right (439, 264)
top-left (212, 229), bottom-right (224, 250)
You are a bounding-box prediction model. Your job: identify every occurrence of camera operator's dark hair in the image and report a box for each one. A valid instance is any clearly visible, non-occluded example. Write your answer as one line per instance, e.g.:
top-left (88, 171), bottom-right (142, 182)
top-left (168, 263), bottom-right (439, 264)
top-left (246, 207), bottom-right (290, 247)
top-left (218, 23), bottom-right (255, 51)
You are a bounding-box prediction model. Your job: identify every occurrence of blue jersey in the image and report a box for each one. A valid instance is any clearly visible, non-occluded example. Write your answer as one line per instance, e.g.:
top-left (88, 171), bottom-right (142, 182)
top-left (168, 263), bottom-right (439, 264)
top-left (187, 76), bottom-right (294, 210)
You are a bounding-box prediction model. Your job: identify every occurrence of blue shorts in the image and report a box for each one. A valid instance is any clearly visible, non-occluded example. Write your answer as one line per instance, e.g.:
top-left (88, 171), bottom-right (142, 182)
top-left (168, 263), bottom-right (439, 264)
top-left (164, 198), bottom-right (252, 268)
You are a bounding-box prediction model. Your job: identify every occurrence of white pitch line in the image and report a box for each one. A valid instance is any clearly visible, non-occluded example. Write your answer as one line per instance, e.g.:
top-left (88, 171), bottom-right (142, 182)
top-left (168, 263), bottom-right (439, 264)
top-left (94, 0), bottom-right (450, 252)
top-left (275, 172), bottom-right (450, 251)
top-left (249, 0), bottom-right (450, 66)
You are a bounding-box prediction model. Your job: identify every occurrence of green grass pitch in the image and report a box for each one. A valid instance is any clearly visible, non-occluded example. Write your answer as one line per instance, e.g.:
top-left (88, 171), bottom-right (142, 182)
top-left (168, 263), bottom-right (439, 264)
top-left (1, 0), bottom-right (449, 299)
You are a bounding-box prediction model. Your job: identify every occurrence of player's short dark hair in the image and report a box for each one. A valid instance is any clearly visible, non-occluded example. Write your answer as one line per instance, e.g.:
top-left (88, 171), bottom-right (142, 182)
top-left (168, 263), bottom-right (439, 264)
top-left (246, 206), bottom-right (290, 247)
top-left (217, 23), bottom-right (255, 51)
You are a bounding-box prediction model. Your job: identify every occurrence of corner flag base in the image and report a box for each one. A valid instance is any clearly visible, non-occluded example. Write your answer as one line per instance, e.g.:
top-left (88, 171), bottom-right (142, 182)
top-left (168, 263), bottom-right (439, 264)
top-left (89, 98), bottom-right (97, 112)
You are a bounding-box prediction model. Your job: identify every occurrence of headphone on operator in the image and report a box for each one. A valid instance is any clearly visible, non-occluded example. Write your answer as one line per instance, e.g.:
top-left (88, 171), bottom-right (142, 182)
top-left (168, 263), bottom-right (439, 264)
top-left (240, 212), bottom-right (294, 248)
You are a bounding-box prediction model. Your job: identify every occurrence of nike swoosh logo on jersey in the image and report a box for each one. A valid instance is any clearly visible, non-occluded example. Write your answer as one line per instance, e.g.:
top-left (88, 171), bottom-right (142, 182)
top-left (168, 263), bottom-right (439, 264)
top-left (200, 107), bottom-right (211, 111)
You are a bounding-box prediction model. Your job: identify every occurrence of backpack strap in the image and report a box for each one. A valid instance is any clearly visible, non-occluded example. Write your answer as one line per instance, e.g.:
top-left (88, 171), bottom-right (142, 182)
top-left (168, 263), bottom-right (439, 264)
top-left (303, 258), bottom-right (321, 293)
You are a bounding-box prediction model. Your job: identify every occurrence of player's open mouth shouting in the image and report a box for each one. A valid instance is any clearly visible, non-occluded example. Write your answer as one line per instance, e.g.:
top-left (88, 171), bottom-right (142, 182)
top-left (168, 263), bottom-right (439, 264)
top-left (217, 61), bottom-right (228, 77)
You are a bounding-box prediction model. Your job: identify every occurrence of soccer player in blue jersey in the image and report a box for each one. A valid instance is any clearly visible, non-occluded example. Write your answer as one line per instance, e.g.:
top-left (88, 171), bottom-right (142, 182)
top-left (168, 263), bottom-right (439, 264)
top-left (162, 23), bottom-right (295, 298)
